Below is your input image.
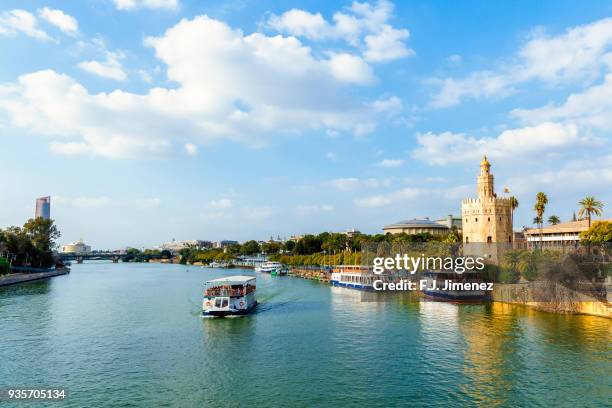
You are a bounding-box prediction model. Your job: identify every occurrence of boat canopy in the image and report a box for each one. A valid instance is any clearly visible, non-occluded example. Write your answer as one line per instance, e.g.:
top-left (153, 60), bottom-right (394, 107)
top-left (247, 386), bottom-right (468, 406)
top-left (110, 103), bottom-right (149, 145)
top-left (205, 275), bottom-right (256, 286)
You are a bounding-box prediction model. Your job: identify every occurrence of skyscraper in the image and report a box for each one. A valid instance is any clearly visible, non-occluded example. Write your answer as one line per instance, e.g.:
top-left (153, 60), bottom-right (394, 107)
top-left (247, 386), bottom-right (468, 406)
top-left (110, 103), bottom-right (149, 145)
top-left (35, 196), bottom-right (51, 220)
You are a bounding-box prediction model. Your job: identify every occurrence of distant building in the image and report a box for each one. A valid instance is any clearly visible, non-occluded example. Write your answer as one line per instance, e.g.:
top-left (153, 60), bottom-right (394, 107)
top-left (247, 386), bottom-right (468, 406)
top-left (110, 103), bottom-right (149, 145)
top-left (461, 156), bottom-right (512, 244)
top-left (383, 218), bottom-right (450, 236)
top-left (434, 215), bottom-right (463, 233)
top-left (344, 229), bottom-right (361, 238)
top-left (160, 239), bottom-right (212, 252)
top-left (61, 239), bottom-right (91, 254)
top-left (523, 219), bottom-right (610, 248)
top-left (35, 196), bottom-right (51, 220)
top-left (289, 235), bottom-right (305, 242)
top-left (213, 240), bottom-right (238, 249)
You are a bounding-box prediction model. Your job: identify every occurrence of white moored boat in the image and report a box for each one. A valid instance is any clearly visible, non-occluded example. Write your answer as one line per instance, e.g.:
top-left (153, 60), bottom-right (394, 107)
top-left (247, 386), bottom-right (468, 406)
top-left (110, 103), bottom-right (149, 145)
top-left (202, 275), bottom-right (257, 317)
top-left (255, 261), bottom-right (285, 275)
top-left (331, 265), bottom-right (377, 290)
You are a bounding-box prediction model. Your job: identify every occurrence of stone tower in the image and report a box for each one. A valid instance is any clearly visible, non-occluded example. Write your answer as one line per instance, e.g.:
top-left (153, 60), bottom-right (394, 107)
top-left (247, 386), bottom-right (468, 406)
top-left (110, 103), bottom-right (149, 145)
top-left (461, 156), bottom-right (512, 245)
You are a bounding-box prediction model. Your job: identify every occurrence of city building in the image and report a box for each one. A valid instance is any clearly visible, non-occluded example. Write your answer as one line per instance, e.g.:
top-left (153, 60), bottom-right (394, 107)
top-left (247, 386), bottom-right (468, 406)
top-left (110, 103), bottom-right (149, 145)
top-left (61, 239), bottom-right (92, 254)
top-left (35, 196), bottom-right (51, 220)
top-left (461, 156), bottom-right (512, 244)
top-left (344, 229), bottom-right (361, 238)
top-left (383, 217), bottom-right (451, 236)
top-left (523, 219), bottom-right (610, 248)
top-left (434, 215), bottom-right (463, 233)
top-left (213, 240), bottom-right (238, 249)
top-left (160, 239), bottom-right (212, 252)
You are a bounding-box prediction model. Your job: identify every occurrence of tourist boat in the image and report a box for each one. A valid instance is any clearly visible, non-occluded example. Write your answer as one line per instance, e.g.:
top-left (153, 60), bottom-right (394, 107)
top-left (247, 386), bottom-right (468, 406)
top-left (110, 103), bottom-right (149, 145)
top-left (330, 265), bottom-right (377, 290)
top-left (202, 275), bottom-right (257, 317)
top-left (255, 261), bottom-right (286, 275)
top-left (421, 270), bottom-right (487, 302)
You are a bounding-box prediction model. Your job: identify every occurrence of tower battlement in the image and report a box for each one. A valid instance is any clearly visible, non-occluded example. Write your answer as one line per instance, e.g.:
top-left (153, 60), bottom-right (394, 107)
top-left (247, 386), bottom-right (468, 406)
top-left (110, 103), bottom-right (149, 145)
top-left (461, 156), bottom-right (512, 247)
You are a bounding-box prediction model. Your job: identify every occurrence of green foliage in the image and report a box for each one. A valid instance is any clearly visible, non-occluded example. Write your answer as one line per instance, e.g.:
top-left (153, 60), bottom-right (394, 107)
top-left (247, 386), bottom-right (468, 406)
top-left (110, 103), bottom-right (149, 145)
top-left (0, 257), bottom-right (9, 275)
top-left (240, 240), bottom-right (261, 255)
top-left (580, 221), bottom-right (612, 244)
top-left (0, 218), bottom-right (60, 268)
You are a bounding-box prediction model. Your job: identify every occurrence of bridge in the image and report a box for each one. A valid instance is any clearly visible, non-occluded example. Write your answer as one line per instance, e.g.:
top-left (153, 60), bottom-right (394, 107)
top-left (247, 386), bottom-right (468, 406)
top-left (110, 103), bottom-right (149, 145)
top-left (59, 252), bottom-right (126, 263)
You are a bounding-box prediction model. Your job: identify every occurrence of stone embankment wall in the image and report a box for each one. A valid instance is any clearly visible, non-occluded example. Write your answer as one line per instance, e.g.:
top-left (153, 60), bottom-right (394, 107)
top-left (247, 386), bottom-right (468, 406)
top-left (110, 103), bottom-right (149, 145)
top-left (493, 282), bottom-right (611, 318)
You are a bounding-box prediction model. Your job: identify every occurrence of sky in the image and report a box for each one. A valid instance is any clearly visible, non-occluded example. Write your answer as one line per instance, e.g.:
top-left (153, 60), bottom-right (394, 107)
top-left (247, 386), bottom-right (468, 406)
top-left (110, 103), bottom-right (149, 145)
top-left (0, 0), bottom-right (611, 249)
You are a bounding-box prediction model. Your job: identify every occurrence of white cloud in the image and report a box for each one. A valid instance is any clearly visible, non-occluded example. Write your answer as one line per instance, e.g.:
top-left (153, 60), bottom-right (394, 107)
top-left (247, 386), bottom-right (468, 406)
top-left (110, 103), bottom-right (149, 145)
top-left (136, 197), bottom-right (161, 208)
top-left (38, 7), bottom-right (78, 35)
top-left (266, 0), bottom-right (413, 63)
top-left (0, 15), bottom-right (389, 158)
top-left (114, 0), bottom-right (179, 11)
top-left (210, 198), bottom-right (233, 209)
top-left (411, 122), bottom-right (582, 165)
top-left (325, 151), bottom-right (337, 161)
top-left (184, 143), bottom-right (198, 156)
top-left (371, 95), bottom-right (402, 114)
top-left (511, 71), bottom-right (612, 131)
top-left (328, 53), bottom-right (375, 84)
top-left (430, 17), bottom-right (612, 107)
top-left (295, 204), bottom-right (334, 216)
top-left (363, 24), bottom-right (412, 62)
top-left (377, 159), bottom-right (403, 167)
top-left (329, 177), bottom-right (391, 191)
top-left (78, 51), bottom-right (127, 81)
top-left (0, 9), bottom-right (50, 41)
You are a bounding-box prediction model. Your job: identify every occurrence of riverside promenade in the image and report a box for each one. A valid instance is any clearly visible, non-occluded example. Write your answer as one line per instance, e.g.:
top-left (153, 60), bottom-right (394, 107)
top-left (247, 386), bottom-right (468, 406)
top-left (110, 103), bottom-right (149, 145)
top-left (0, 268), bottom-right (70, 287)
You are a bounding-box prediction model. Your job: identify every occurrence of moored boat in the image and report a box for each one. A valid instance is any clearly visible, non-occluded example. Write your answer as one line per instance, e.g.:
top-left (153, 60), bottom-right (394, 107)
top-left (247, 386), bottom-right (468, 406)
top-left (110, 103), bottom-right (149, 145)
top-left (202, 275), bottom-right (257, 317)
top-left (255, 261), bottom-right (286, 275)
top-left (330, 265), bottom-right (376, 290)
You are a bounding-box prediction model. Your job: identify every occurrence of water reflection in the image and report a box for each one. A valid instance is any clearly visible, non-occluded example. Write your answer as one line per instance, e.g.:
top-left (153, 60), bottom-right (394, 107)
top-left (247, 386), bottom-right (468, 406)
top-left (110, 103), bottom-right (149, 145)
top-left (0, 279), bottom-right (51, 300)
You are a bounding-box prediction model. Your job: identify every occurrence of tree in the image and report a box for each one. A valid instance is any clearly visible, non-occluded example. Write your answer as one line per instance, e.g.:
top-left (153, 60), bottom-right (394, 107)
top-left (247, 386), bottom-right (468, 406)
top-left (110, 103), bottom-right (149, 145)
top-left (547, 215), bottom-right (560, 225)
top-left (534, 192), bottom-right (548, 249)
top-left (22, 218), bottom-right (60, 252)
top-left (580, 221), bottom-right (612, 244)
top-left (283, 240), bottom-right (296, 252)
top-left (578, 196), bottom-right (604, 228)
top-left (240, 240), bottom-right (260, 255)
top-left (509, 196), bottom-right (519, 242)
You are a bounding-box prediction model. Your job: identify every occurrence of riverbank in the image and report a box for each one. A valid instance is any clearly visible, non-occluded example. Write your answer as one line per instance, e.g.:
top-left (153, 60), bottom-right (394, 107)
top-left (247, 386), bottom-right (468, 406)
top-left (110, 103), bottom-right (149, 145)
top-left (492, 282), bottom-right (611, 318)
top-left (0, 268), bottom-right (70, 287)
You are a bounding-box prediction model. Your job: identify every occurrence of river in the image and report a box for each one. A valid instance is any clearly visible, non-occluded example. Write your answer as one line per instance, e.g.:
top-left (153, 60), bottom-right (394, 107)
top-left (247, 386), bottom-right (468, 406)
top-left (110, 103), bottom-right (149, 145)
top-left (0, 262), bottom-right (609, 407)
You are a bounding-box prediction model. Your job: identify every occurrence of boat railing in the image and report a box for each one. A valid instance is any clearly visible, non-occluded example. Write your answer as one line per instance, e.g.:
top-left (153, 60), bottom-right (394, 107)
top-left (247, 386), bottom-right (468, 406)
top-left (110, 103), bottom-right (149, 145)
top-left (205, 285), bottom-right (256, 297)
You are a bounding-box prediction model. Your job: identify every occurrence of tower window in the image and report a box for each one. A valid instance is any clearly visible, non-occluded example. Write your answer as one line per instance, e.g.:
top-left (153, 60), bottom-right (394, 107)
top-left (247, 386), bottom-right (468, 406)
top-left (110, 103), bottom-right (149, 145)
top-left (499, 217), bottom-right (502, 221)
top-left (487, 236), bottom-right (492, 243)
top-left (465, 237), bottom-right (469, 243)
top-left (487, 217), bottom-right (490, 222)
top-left (475, 218), bottom-right (478, 222)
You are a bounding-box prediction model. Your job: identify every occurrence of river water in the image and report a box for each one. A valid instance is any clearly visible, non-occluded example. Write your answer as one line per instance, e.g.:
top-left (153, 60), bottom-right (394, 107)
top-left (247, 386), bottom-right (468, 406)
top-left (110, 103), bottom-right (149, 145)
top-left (0, 262), bottom-right (610, 407)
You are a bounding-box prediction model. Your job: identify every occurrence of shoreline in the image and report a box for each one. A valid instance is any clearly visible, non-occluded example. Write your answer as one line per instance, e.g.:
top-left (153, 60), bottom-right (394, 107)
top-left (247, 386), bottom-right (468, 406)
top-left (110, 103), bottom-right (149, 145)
top-left (0, 268), bottom-right (70, 287)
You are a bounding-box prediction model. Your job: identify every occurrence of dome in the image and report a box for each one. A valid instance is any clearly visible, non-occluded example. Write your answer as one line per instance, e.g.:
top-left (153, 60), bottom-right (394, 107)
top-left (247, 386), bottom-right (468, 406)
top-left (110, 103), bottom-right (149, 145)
top-left (383, 218), bottom-right (449, 230)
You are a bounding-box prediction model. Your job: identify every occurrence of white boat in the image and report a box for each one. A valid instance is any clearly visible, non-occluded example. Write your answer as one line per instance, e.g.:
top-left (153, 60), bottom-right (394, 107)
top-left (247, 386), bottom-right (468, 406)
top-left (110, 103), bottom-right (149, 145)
top-left (255, 261), bottom-right (285, 275)
top-left (202, 275), bottom-right (257, 317)
top-left (330, 265), bottom-right (376, 290)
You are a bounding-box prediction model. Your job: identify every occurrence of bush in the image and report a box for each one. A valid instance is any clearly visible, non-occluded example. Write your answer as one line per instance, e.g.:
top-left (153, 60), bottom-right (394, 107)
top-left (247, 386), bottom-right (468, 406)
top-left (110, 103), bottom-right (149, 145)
top-left (0, 257), bottom-right (10, 275)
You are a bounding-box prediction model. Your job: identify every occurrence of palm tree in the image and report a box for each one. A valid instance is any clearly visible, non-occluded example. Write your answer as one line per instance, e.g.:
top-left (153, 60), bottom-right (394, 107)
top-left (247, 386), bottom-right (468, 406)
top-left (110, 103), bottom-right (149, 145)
top-left (509, 196), bottom-right (519, 243)
top-left (548, 215), bottom-right (560, 225)
top-left (578, 196), bottom-right (604, 228)
top-left (534, 192), bottom-right (548, 249)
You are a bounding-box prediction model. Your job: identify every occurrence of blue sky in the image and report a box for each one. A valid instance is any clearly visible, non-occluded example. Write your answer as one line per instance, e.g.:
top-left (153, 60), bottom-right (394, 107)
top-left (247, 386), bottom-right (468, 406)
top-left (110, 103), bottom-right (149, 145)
top-left (1, 0), bottom-right (611, 249)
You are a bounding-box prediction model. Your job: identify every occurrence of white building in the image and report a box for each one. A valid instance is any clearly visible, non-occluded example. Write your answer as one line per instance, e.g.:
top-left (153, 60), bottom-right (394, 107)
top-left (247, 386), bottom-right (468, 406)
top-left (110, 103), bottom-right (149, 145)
top-left (61, 239), bottom-right (92, 254)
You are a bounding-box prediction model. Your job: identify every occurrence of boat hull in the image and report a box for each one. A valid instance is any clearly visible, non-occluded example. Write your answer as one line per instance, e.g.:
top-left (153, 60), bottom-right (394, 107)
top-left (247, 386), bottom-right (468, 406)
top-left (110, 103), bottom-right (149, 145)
top-left (203, 301), bottom-right (257, 317)
top-left (330, 280), bottom-right (374, 291)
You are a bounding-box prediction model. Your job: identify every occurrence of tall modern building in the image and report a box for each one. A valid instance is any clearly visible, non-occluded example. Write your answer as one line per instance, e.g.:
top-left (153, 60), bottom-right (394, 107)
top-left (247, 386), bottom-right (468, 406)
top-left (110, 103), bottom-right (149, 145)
top-left (35, 196), bottom-right (51, 220)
